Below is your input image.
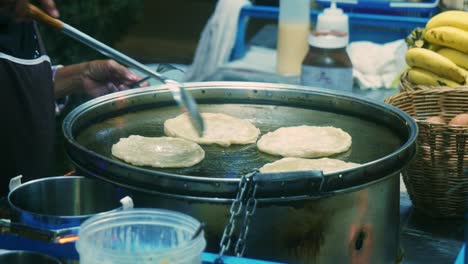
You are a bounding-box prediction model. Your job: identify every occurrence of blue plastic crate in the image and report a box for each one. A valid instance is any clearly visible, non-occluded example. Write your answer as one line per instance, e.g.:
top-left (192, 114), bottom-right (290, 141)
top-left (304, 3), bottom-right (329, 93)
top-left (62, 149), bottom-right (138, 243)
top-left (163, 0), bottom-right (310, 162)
top-left (316, 0), bottom-right (439, 17)
top-left (231, 4), bottom-right (429, 60)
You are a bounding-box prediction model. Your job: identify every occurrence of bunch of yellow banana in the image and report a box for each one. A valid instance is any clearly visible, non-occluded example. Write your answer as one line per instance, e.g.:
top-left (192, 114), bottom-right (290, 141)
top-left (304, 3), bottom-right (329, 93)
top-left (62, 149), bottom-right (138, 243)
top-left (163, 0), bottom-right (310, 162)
top-left (405, 10), bottom-right (468, 88)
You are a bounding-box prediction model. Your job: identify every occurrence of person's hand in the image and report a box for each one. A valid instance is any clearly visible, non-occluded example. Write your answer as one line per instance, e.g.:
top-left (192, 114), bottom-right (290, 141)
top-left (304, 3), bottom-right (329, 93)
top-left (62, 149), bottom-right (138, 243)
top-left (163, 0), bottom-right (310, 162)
top-left (81, 60), bottom-right (148, 98)
top-left (53, 59), bottom-right (149, 99)
top-left (0, 0), bottom-right (59, 20)
top-left (38, 0), bottom-right (59, 17)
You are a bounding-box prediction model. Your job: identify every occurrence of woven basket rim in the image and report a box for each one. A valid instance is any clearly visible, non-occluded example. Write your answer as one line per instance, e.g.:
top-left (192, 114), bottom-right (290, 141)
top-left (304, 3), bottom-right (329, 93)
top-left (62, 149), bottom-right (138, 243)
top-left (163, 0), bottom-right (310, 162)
top-left (399, 70), bottom-right (468, 92)
top-left (385, 88), bottom-right (468, 127)
top-left (386, 85), bottom-right (468, 105)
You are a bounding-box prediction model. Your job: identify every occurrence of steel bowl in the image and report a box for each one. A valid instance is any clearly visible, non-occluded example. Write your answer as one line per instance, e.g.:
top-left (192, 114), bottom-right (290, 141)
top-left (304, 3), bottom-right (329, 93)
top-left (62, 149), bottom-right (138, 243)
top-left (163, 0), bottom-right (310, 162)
top-left (8, 176), bottom-right (128, 230)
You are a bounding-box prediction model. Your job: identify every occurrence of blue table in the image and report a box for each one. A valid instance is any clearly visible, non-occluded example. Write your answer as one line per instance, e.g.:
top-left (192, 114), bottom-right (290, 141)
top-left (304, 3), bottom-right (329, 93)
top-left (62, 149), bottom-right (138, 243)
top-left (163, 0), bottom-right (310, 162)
top-left (455, 245), bottom-right (465, 264)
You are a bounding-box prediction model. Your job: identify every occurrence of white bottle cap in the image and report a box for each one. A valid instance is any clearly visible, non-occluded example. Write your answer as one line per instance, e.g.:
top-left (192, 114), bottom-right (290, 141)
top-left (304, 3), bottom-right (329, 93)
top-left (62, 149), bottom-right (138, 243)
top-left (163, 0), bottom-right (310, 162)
top-left (308, 33), bottom-right (348, 49)
top-left (310, 2), bottom-right (349, 48)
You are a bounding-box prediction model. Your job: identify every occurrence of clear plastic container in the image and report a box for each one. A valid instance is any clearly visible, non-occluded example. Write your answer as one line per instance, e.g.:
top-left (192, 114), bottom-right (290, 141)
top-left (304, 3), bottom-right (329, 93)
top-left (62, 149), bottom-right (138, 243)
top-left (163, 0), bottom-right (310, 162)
top-left (276, 0), bottom-right (311, 76)
top-left (76, 208), bottom-right (206, 264)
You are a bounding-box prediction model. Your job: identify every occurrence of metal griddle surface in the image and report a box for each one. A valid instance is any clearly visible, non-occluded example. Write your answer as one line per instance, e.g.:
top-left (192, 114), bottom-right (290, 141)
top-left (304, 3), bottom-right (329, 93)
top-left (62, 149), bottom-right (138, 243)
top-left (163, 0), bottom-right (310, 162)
top-left (76, 103), bottom-right (402, 179)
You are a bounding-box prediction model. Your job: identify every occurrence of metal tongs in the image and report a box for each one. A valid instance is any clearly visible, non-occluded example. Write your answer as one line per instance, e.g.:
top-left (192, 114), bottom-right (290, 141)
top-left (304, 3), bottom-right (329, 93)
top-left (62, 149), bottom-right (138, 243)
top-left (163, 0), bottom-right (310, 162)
top-left (27, 4), bottom-right (205, 136)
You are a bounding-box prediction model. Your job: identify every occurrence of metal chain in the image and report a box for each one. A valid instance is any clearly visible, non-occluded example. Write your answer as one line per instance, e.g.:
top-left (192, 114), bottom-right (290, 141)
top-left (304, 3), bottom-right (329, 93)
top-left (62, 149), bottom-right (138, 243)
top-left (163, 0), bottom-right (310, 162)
top-left (234, 182), bottom-right (258, 257)
top-left (215, 171), bottom-right (257, 264)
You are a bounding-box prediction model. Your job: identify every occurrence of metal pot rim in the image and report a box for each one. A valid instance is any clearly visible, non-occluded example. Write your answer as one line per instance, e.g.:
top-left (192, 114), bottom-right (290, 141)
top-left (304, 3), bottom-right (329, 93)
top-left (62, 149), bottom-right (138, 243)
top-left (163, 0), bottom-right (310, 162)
top-left (79, 165), bottom-right (399, 204)
top-left (63, 82), bottom-right (418, 197)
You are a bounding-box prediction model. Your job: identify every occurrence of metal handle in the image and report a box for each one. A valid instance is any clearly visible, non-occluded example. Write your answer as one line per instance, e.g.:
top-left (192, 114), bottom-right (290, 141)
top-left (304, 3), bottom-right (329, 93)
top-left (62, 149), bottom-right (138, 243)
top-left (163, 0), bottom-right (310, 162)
top-left (119, 196), bottom-right (134, 210)
top-left (28, 3), bottom-right (168, 84)
top-left (8, 175), bottom-right (23, 192)
top-left (254, 170), bottom-right (324, 182)
top-left (63, 25), bottom-right (169, 83)
top-left (253, 170), bottom-right (326, 196)
top-left (27, 4), bottom-right (205, 136)
top-left (0, 219), bottom-right (79, 244)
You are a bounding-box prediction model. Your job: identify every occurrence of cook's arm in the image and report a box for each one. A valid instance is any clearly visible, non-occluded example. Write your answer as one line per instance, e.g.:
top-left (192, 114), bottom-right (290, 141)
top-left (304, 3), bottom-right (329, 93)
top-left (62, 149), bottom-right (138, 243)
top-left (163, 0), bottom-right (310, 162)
top-left (53, 61), bottom-right (88, 99)
top-left (53, 59), bottom-right (146, 99)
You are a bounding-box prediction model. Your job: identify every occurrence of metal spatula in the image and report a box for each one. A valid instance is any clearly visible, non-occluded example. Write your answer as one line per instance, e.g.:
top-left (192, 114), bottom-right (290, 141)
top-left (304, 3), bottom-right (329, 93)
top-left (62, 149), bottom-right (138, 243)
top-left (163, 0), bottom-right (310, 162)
top-left (27, 4), bottom-right (205, 136)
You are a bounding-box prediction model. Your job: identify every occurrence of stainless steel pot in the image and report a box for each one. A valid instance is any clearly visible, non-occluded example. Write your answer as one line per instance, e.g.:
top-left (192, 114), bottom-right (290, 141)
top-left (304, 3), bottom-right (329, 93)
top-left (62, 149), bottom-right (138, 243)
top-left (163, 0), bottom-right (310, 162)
top-left (8, 176), bottom-right (132, 230)
top-left (0, 250), bottom-right (62, 264)
top-left (63, 82), bottom-right (417, 263)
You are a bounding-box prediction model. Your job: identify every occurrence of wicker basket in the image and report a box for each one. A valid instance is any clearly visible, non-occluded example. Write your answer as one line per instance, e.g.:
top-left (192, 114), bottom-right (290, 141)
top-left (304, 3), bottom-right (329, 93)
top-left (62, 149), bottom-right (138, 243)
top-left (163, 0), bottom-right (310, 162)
top-left (399, 70), bottom-right (468, 92)
top-left (385, 88), bottom-right (468, 218)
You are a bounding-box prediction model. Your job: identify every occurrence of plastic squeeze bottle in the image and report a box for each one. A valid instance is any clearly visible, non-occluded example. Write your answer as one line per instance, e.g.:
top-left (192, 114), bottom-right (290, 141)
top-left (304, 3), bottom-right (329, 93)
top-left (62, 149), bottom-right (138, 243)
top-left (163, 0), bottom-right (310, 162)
top-left (276, 0), bottom-right (311, 76)
top-left (301, 2), bottom-right (353, 91)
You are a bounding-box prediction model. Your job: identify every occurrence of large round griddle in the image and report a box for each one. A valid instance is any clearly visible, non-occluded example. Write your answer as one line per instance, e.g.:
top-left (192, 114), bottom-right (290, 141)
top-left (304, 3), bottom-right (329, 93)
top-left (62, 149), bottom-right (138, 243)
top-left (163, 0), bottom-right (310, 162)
top-left (63, 82), bottom-right (417, 198)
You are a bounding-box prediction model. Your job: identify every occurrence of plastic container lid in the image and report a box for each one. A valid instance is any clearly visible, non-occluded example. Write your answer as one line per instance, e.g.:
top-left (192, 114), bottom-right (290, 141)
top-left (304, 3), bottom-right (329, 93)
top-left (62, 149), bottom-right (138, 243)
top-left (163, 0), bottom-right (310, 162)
top-left (311, 2), bottom-right (349, 48)
top-left (76, 208), bottom-right (206, 264)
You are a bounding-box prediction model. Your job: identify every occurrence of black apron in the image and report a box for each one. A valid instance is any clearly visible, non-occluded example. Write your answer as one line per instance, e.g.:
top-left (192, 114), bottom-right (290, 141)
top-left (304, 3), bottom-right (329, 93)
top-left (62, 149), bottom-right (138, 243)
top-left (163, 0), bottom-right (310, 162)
top-left (0, 19), bottom-right (54, 196)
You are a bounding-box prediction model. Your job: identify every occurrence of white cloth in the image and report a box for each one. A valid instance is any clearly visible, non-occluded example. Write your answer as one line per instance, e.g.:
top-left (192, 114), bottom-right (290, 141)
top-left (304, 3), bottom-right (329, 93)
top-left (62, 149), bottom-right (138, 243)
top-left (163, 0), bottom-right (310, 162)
top-left (346, 39), bottom-right (407, 89)
top-left (184, 0), bottom-right (250, 82)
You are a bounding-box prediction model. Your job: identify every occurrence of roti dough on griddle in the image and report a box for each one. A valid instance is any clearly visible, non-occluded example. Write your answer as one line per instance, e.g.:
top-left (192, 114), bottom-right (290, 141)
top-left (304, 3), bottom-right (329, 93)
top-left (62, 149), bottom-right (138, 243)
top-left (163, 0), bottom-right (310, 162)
top-left (164, 113), bottom-right (260, 147)
top-left (111, 135), bottom-right (205, 168)
top-left (259, 157), bottom-right (359, 174)
top-left (257, 125), bottom-right (352, 158)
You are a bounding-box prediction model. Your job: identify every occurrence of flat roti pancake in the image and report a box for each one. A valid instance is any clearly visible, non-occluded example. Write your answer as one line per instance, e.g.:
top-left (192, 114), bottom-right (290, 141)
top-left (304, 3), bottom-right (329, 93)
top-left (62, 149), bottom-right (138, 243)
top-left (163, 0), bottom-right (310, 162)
top-left (111, 135), bottom-right (205, 168)
top-left (257, 126), bottom-right (352, 158)
top-left (164, 113), bottom-right (260, 147)
top-left (259, 157), bottom-right (359, 174)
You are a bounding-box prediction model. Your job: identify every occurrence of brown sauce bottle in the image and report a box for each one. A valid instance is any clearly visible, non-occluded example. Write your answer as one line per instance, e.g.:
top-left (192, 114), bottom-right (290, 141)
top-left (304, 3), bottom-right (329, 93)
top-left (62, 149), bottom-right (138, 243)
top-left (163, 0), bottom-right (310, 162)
top-left (301, 32), bottom-right (353, 91)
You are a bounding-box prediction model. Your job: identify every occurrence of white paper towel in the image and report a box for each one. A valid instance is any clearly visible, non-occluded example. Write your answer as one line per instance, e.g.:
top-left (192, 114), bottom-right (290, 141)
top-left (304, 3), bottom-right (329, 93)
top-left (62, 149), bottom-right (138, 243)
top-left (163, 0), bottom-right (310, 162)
top-left (346, 39), bottom-right (407, 89)
top-left (184, 0), bottom-right (251, 82)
